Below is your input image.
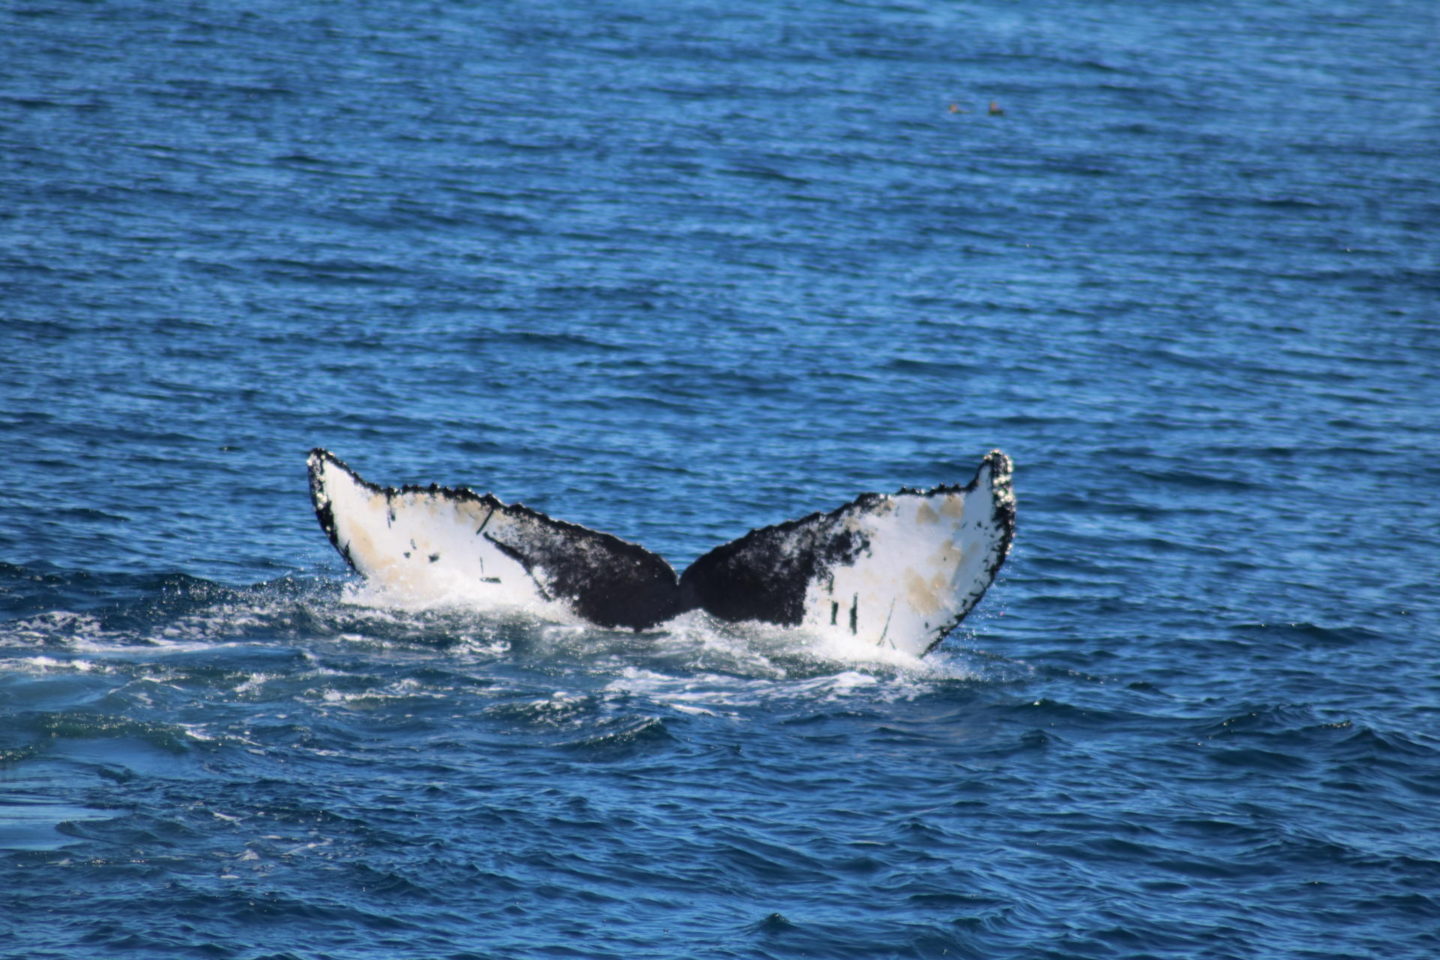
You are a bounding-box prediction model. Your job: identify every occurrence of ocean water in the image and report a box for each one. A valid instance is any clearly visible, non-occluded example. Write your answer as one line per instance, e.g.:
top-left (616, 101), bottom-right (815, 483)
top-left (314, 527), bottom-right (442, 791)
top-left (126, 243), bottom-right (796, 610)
top-left (2, 0), bottom-right (1438, 957)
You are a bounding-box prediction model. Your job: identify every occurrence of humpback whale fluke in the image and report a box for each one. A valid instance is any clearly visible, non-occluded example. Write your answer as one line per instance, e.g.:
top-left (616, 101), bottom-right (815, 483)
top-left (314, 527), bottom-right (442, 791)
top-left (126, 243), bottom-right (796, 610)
top-left (307, 449), bottom-right (1014, 656)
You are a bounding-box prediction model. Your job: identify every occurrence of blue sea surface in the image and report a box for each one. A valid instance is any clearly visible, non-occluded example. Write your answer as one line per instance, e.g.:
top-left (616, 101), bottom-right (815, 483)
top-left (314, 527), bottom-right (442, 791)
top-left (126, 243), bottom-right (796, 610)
top-left (3, 1), bottom-right (1439, 957)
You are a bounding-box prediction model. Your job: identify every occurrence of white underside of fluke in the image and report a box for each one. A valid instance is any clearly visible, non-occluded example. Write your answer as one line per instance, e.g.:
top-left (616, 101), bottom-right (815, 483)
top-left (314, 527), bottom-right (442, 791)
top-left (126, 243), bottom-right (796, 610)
top-left (310, 455), bottom-right (561, 614)
top-left (798, 462), bottom-right (1010, 651)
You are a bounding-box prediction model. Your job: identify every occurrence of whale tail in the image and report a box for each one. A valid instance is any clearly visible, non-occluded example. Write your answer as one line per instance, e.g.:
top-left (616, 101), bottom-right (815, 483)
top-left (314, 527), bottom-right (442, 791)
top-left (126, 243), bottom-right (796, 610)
top-left (307, 449), bottom-right (1014, 656)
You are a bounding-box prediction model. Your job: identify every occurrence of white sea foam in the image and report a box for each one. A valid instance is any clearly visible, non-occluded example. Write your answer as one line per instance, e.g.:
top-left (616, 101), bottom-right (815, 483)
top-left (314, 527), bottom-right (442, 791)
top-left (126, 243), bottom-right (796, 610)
top-left (601, 651), bottom-right (969, 715)
top-left (2, 611), bottom-right (108, 646)
top-left (3, 655), bottom-right (107, 674)
top-left (340, 578), bottom-right (567, 620)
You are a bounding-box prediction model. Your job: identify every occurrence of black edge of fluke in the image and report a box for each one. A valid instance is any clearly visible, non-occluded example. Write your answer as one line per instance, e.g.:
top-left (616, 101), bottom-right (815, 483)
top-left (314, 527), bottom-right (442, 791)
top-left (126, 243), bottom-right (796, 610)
top-left (307, 447), bottom-right (354, 572)
top-left (916, 447), bottom-right (1015, 655)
